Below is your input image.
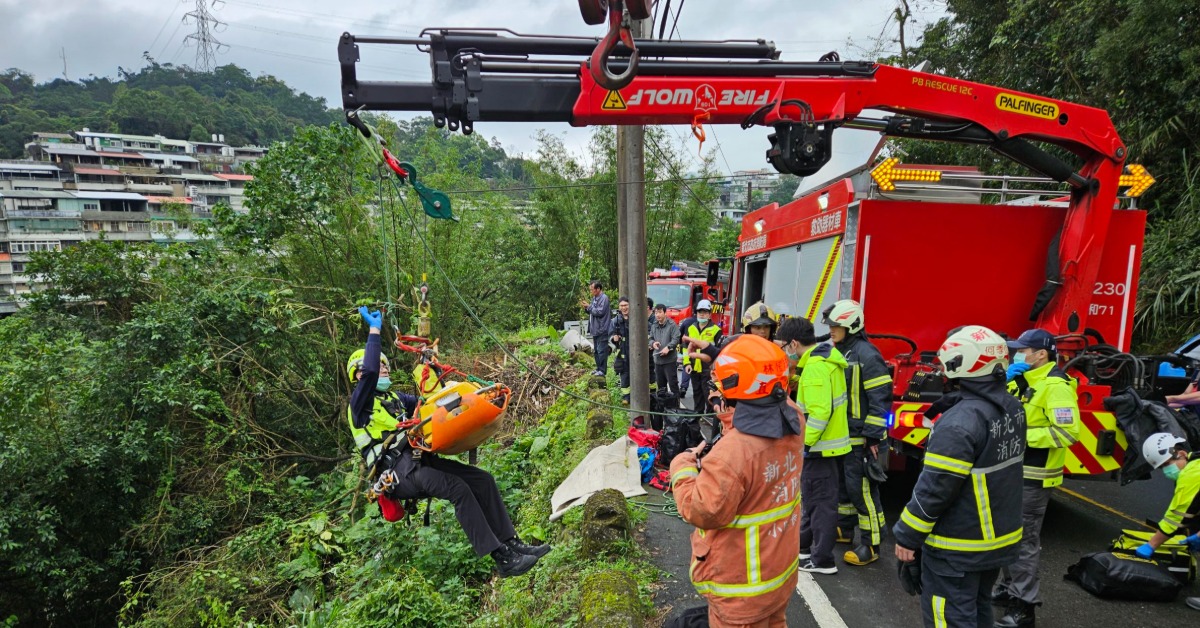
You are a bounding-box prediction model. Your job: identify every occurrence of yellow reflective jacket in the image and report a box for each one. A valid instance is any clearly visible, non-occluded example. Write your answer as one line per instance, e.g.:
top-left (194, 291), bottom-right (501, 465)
top-left (1158, 456), bottom-right (1200, 536)
top-left (795, 343), bottom-right (851, 457)
top-left (1008, 362), bottom-right (1080, 488)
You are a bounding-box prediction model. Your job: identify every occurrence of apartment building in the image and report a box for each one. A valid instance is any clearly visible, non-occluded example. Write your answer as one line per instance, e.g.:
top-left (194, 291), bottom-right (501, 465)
top-left (0, 128), bottom-right (263, 314)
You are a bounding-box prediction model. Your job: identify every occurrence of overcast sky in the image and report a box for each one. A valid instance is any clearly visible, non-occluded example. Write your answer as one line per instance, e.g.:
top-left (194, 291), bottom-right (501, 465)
top-left (0, 0), bottom-right (945, 184)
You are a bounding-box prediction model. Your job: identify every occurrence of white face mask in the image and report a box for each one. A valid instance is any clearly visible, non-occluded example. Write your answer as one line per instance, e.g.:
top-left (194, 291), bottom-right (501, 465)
top-left (1011, 351), bottom-right (1026, 365)
top-left (697, 314), bottom-right (710, 324)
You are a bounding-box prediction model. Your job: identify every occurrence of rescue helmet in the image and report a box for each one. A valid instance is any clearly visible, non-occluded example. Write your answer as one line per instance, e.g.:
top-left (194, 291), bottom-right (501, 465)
top-left (937, 325), bottom-right (1008, 379)
top-left (822, 299), bottom-right (865, 335)
top-left (740, 301), bottom-right (778, 332)
top-left (347, 348), bottom-right (389, 381)
top-left (696, 299), bottom-right (713, 312)
top-left (1142, 432), bottom-right (1186, 469)
top-left (712, 334), bottom-right (789, 401)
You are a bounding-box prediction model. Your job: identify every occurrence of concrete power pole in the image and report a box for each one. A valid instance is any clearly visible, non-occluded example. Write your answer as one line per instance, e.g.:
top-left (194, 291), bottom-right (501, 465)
top-left (622, 15), bottom-right (653, 418)
top-left (616, 127), bottom-right (628, 297)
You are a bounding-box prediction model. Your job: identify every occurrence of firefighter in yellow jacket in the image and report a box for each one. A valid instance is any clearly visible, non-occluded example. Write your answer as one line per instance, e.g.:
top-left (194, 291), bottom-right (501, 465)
top-left (994, 329), bottom-right (1080, 628)
top-left (670, 334), bottom-right (805, 627)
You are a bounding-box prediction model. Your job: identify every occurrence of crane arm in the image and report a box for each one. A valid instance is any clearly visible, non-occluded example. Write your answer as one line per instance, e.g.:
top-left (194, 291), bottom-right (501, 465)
top-left (337, 28), bottom-right (1126, 344)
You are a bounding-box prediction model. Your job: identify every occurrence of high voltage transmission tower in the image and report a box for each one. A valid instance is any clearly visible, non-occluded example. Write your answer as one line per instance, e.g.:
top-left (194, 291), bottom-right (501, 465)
top-left (183, 0), bottom-right (228, 71)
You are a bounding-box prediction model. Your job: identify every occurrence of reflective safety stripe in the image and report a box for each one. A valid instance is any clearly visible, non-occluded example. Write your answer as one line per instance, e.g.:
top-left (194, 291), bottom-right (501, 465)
top-left (729, 497), bottom-right (801, 528)
top-left (901, 507), bottom-right (935, 534)
top-left (932, 596), bottom-right (947, 628)
top-left (972, 456), bottom-right (1022, 475)
top-left (365, 443), bottom-right (383, 467)
top-left (810, 436), bottom-right (852, 453)
top-left (865, 415), bottom-right (887, 427)
top-left (354, 433), bottom-right (374, 449)
top-left (1023, 466), bottom-right (1063, 480)
top-left (862, 477), bottom-right (881, 544)
top-left (924, 452), bottom-right (973, 476)
top-left (807, 416), bottom-right (829, 432)
top-left (832, 393), bottom-right (848, 407)
top-left (850, 437), bottom-right (867, 446)
top-left (926, 528), bottom-right (1022, 552)
top-left (672, 467), bottom-right (699, 484)
top-left (850, 365), bottom-right (863, 419)
top-left (972, 473), bottom-right (995, 540)
top-left (746, 527), bottom-right (761, 583)
top-left (864, 375), bottom-right (892, 389)
top-left (838, 504), bottom-right (858, 515)
top-left (692, 555), bottom-right (800, 598)
top-left (1051, 425), bottom-right (1078, 446)
top-left (795, 402), bottom-right (808, 413)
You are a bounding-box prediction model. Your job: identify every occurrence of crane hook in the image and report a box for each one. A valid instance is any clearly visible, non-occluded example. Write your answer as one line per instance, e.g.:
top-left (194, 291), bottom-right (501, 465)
top-left (585, 0), bottom-right (642, 91)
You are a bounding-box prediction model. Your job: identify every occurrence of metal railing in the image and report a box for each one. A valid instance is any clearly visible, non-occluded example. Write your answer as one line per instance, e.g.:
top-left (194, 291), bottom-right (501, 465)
top-left (4, 209), bottom-right (82, 218)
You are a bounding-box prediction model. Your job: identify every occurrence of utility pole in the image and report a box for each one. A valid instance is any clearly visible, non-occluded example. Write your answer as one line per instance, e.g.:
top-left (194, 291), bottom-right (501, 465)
top-left (616, 127), bottom-right (628, 297)
top-left (622, 14), bottom-right (652, 419)
top-left (60, 47), bottom-right (68, 80)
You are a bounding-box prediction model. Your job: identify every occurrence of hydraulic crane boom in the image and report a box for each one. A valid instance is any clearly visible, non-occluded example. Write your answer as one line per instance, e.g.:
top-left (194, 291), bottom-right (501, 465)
top-left (337, 27), bottom-right (1126, 346)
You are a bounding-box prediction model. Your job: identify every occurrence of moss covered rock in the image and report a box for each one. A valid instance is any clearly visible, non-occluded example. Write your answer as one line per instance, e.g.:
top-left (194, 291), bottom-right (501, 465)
top-left (580, 488), bottom-right (631, 556)
top-left (580, 569), bottom-right (644, 628)
top-left (570, 350), bottom-right (593, 368)
top-left (585, 408), bottom-right (612, 440)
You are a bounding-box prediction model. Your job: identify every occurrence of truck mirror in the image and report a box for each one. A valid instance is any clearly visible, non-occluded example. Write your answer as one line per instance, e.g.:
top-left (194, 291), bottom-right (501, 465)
top-left (706, 260), bottom-right (720, 287)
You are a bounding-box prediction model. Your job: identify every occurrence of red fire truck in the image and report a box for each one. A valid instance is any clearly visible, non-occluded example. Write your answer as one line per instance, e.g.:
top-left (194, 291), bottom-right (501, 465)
top-left (730, 146), bottom-right (1155, 476)
top-left (337, 1), bottom-right (1172, 477)
top-left (647, 260), bottom-right (732, 332)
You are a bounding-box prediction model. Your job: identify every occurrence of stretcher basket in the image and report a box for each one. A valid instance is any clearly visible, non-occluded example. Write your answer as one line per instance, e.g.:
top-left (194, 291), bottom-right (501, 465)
top-left (409, 380), bottom-right (510, 455)
top-left (1110, 528), bottom-right (1196, 584)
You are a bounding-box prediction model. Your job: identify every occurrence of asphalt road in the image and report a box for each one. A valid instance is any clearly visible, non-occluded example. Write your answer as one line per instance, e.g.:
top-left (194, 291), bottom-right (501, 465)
top-left (644, 444), bottom-right (1199, 627)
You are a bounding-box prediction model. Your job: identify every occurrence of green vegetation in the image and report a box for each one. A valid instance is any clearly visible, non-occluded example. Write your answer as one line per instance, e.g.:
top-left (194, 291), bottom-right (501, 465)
top-left (0, 114), bottom-right (685, 627)
top-left (0, 62), bottom-right (339, 157)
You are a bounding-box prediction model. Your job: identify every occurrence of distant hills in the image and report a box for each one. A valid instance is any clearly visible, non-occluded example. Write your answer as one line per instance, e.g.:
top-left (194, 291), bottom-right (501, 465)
top-left (0, 62), bottom-right (340, 159)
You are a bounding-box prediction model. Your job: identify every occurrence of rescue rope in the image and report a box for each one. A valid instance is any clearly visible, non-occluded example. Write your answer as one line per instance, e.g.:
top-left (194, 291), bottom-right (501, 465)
top-left (384, 176), bottom-right (713, 420)
top-left (630, 494), bottom-right (682, 519)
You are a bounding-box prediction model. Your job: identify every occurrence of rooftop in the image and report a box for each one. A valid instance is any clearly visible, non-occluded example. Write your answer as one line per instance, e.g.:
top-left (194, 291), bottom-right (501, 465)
top-left (0, 162), bottom-right (61, 172)
top-left (215, 173), bottom-right (254, 181)
top-left (0, 190), bottom-right (77, 199)
top-left (73, 167), bottom-right (123, 177)
top-left (73, 191), bottom-right (148, 201)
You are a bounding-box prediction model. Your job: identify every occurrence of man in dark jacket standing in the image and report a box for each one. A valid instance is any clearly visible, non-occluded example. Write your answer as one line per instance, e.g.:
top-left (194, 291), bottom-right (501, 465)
top-left (649, 303), bottom-right (681, 399)
top-left (610, 297), bottom-right (632, 403)
top-left (824, 299), bottom-right (892, 565)
top-left (580, 280), bottom-right (612, 377)
top-left (894, 325), bottom-right (1026, 628)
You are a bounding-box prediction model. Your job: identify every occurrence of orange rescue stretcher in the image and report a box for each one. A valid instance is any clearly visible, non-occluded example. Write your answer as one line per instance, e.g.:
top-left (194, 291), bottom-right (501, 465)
top-left (395, 335), bottom-right (510, 455)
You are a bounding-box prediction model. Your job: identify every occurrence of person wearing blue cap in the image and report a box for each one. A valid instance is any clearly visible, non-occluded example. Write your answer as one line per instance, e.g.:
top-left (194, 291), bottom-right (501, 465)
top-left (993, 328), bottom-right (1080, 628)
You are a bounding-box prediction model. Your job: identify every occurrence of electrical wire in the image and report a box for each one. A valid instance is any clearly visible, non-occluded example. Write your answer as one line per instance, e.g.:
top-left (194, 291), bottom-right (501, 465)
top-left (385, 176), bottom-right (711, 419)
top-left (440, 171), bottom-right (774, 195)
top-left (146, 2), bottom-right (184, 59)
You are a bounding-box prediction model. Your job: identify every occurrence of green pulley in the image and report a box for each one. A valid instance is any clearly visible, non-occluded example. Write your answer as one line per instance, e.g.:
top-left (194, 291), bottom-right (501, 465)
top-left (399, 162), bottom-right (456, 222)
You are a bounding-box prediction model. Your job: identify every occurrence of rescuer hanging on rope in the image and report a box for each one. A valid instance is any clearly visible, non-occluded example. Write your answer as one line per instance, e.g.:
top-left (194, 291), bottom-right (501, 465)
top-left (347, 306), bottom-right (550, 577)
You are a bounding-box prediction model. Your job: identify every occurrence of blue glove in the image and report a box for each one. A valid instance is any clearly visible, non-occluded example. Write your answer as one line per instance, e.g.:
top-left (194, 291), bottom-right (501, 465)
top-left (358, 306), bottom-right (382, 329)
top-left (1134, 543), bottom-right (1155, 559)
top-left (1186, 534), bottom-right (1200, 552)
top-left (1006, 362), bottom-right (1032, 381)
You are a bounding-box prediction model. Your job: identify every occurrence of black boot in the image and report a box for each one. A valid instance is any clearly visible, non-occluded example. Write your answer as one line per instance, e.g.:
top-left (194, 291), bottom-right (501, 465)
top-left (991, 586), bottom-right (1014, 604)
top-left (491, 544), bottom-right (539, 577)
top-left (994, 601), bottom-right (1035, 628)
top-left (507, 536), bottom-right (552, 558)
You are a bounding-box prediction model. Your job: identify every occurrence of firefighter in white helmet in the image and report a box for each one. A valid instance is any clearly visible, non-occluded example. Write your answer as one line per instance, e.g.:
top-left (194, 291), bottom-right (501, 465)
top-left (822, 299), bottom-right (891, 565)
top-left (893, 325), bottom-right (1026, 628)
top-left (1135, 432), bottom-right (1200, 612)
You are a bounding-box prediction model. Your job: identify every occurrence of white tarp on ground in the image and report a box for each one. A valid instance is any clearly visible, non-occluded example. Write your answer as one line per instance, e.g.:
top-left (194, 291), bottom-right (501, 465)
top-left (559, 328), bottom-right (594, 353)
top-left (549, 436), bottom-right (645, 521)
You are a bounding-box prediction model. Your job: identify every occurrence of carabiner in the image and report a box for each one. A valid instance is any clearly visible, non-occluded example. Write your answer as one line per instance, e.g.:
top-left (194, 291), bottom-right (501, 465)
top-left (588, 0), bottom-right (640, 91)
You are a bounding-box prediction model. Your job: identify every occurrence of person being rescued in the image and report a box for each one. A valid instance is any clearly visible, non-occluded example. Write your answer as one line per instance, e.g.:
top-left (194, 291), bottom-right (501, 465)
top-left (669, 334), bottom-right (805, 627)
top-left (347, 306), bottom-right (550, 577)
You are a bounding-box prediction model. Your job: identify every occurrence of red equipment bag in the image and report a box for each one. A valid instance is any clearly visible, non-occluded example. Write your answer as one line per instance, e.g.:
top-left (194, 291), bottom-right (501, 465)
top-left (378, 495), bottom-right (407, 522)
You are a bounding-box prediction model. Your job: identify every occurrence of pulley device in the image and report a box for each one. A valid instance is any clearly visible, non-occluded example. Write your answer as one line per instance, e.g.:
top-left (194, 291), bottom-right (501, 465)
top-left (346, 111), bottom-right (455, 220)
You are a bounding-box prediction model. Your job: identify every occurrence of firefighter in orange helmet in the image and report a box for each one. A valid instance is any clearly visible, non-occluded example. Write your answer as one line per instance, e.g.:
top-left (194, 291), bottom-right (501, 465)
top-left (670, 334), bottom-right (805, 627)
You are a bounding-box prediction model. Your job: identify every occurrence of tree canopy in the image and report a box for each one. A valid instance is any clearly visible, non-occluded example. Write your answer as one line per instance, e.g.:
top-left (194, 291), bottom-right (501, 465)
top-left (0, 62), bottom-right (340, 157)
